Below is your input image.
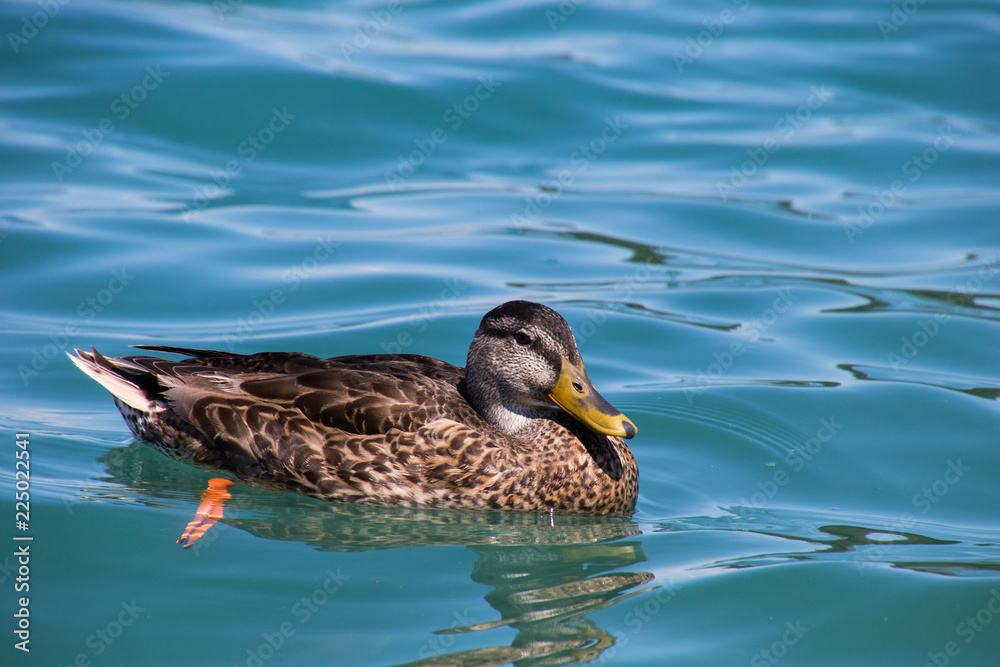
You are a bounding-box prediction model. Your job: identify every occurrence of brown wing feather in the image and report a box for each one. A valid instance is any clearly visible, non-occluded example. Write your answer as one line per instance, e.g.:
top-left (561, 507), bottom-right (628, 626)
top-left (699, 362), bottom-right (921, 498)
top-left (118, 350), bottom-right (505, 502)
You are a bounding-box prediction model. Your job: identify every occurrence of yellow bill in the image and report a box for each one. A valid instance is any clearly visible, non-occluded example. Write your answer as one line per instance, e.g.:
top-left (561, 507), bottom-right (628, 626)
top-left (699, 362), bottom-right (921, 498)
top-left (547, 358), bottom-right (637, 439)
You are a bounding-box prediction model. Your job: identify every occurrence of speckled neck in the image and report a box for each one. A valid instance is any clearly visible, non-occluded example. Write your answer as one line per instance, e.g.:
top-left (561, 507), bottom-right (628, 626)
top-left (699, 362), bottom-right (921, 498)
top-left (461, 367), bottom-right (554, 439)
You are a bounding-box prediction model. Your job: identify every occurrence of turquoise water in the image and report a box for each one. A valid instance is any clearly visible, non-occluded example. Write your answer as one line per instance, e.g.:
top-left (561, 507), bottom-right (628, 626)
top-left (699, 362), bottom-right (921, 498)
top-left (3, 0), bottom-right (1000, 664)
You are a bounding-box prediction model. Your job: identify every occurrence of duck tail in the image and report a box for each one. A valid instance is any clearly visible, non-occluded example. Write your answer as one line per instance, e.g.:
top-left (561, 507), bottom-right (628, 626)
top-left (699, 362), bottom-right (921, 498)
top-left (68, 347), bottom-right (162, 413)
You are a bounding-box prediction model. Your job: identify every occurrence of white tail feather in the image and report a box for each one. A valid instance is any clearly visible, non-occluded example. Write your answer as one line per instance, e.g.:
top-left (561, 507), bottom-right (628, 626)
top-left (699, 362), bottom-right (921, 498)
top-left (68, 349), bottom-right (156, 413)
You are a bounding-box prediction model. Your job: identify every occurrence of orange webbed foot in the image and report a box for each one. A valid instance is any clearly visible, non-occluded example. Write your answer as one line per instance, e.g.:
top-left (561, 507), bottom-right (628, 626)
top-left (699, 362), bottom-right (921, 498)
top-left (177, 477), bottom-right (234, 548)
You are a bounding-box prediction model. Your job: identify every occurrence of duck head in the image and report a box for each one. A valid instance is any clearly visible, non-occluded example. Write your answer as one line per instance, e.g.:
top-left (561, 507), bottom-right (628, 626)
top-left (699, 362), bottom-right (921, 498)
top-left (465, 300), bottom-right (637, 440)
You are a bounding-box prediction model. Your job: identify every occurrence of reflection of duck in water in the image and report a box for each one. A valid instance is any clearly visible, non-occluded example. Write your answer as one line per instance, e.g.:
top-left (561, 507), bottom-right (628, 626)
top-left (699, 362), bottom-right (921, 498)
top-left (71, 301), bottom-right (638, 545)
top-left (92, 442), bottom-right (654, 667)
top-left (438, 541), bottom-right (653, 667)
top-left (97, 439), bottom-right (655, 666)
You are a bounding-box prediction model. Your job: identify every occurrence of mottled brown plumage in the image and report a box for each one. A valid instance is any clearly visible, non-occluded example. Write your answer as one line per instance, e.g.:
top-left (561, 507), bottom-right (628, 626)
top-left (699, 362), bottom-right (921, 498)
top-left (70, 301), bottom-right (639, 515)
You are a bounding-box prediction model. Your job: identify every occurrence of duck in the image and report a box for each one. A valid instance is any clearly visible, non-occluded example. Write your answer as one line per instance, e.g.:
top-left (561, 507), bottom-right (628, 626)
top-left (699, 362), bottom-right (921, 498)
top-left (70, 300), bottom-right (638, 545)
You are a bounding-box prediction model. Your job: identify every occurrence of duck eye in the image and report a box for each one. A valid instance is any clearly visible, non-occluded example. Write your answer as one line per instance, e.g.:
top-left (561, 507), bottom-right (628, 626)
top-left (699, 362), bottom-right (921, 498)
top-left (514, 331), bottom-right (532, 346)
top-left (572, 381), bottom-right (584, 393)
